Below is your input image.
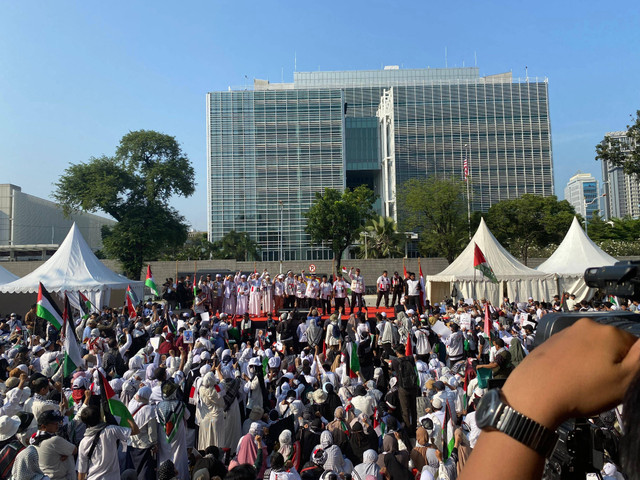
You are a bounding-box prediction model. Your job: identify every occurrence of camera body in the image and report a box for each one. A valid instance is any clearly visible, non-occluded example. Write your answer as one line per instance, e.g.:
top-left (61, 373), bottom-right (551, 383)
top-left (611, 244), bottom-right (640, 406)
top-left (536, 261), bottom-right (640, 480)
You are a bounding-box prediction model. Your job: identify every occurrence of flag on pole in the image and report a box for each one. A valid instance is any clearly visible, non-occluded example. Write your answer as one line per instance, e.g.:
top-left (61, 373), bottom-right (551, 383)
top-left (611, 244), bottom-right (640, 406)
top-left (473, 243), bottom-right (498, 283)
top-left (145, 265), bottom-right (159, 297)
top-left (405, 332), bottom-right (413, 357)
top-left (78, 291), bottom-right (95, 320)
top-left (349, 342), bottom-right (360, 379)
top-left (193, 263), bottom-right (198, 299)
top-left (98, 372), bottom-right (135, 428)
top-left (340, 267), bottom-right (352, 295)
top-left (125, 285), bottom-right (139, 318)
top-left (37, 283), bottom-right (63, 331)
top-left (61, 294), bottom-right (83, 378)
top-left (442, 403), bottom-right (456, 459)
top-left (418, 258), bottom-right (426, 307)
top-left (463, 157), bottom-right (469, 181)
top-left (403, 258), bottom-right (407, 279)
top-left (608, 295), bottom-right (620, 308)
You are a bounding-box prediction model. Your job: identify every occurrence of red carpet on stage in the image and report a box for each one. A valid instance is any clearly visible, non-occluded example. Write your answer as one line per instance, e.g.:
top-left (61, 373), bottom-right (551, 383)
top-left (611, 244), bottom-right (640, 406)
top-left (238, 305), bottom-right (398, 326)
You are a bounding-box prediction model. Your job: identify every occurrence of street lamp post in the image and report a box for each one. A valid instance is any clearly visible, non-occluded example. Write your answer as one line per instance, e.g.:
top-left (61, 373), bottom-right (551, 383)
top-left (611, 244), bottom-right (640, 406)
top-left (278, 200), bottom-right (284, 274)
top-left (403, 232), bottom-right (418, 258)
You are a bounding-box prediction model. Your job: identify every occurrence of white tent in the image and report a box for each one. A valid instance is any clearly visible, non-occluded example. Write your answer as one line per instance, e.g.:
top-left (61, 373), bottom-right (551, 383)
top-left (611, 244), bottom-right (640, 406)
top-left (536, 216), bottom-right (617, 300)
top-left (0, 266), bottom-right (19, 285)
top-left (0, 223), bottom-right (143, 307)
top-left (427, 218), bottom-right (557, 305)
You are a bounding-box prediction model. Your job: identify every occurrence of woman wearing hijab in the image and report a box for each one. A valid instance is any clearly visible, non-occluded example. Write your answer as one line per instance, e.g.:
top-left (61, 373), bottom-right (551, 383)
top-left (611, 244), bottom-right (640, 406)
top-left (348, 422), bottom-right (378, 465)
top-left (382, 452), bottom-right (413, 480)
top-left (321, 384), bottom-right (342, 422)
top-left (10, 445), bottom-right (49, 480)
top-left (351, 449), bottom-right (381, 480)
top-left (229, 422), bottom-right (268, 479)
top-left (156, 381), bottom-right (190, 480)
top-left (220, 373), bottom-right (243, 455)
top-left (197, 371), bottom-right (225, 450)
top-left (320, 430), bottom-right (352, 474)
top-left (351, 385), bottom-right (375, 418)
top-left (128, 386), bottom-right (157, 480)
top-left (278, 429), bottom-right (301, 471)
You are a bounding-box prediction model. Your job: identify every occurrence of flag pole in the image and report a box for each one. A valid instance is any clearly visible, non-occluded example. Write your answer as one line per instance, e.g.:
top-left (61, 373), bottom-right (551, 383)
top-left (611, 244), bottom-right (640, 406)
top-left (465, 144), bottom-right (471, 240)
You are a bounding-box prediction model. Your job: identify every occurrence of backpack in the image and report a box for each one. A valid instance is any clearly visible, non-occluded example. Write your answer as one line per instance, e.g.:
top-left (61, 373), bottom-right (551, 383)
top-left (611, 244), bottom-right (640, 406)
top-left (397, 357), bottom-right (418, 389)
top-left (331, 323), bottom-right (341, 339)
top-left (0, 440), bottom-right (25, 480)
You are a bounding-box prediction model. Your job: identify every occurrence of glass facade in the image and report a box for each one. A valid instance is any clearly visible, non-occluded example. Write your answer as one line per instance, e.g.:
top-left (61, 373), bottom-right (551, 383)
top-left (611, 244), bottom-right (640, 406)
top-left (207, 89), bottom-right (344, 261)
top-left (207, 67), bottom-right (554, 258)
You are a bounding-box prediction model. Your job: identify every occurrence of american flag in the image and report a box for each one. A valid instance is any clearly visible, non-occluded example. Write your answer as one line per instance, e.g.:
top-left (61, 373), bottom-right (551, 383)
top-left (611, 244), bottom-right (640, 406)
top-left (463, 157), bottom-right (469, 181)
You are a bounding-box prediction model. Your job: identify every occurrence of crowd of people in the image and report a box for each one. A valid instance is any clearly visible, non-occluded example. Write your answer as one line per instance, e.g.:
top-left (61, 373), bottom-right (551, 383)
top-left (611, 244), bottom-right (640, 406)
top-left (0, 268), bottom-right (634, 480)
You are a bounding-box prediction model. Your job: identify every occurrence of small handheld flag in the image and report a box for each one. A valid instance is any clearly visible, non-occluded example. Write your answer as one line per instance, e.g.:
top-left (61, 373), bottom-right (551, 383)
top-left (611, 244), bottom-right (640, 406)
top-left (145, 265), bottom-right (159, 297)
top-left (125, 285), bottom-right (139, 318)
top-left (37, 283), bottom-right (63, 331)
top-left (61, 294), bottom-right (83, 378)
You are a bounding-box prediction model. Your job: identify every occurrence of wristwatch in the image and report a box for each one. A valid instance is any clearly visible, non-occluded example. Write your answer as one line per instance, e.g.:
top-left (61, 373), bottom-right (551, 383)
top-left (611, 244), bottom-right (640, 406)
top-left (475, 388), bottom-right (559, 457)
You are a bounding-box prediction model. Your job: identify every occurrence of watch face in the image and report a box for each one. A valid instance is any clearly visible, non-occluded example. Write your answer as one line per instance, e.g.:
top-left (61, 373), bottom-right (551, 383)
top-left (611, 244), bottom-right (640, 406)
top-left (476, 388), bottom-right (502, 429)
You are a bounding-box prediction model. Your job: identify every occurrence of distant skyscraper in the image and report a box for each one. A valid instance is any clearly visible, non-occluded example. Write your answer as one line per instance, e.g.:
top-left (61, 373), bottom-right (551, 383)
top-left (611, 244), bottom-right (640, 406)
top-left (207, 67), bottom-right (554, 261)
top-left (601, 131), bottom-right (640, 219)
top-left (564, 172), bottom-right (600, 220)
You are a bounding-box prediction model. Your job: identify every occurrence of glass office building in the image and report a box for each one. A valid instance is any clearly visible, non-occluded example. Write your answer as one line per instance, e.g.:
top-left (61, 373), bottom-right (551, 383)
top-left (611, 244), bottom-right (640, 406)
top-left (207, 67), bottom-right (554, 260)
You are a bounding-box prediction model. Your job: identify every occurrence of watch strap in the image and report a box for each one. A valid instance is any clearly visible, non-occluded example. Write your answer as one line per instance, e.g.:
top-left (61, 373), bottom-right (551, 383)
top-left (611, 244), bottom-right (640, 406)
top-left (496, 402), bottom-right (559, 457)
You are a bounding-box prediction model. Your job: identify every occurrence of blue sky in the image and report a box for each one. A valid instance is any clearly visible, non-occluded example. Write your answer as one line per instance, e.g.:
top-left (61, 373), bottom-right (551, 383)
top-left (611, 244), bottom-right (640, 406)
top-left (1, 1), bottom-right (639, 230)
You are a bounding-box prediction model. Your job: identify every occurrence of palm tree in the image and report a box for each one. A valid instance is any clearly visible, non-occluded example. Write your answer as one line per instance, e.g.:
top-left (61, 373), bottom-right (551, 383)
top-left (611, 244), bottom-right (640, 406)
top-left (356, 216), bottom-right (404, 259)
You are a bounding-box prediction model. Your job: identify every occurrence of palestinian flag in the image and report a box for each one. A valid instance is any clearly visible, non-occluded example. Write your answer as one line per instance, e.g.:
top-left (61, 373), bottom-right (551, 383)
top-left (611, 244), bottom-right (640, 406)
top-left (78, 291), bottom-right (94, 320)
top-left (62, 294), bottom-right (84, 378)
top-left (442, 403), bottom-right (456, 459)
top-left (349, 342), bottom-right (360, 379)
top-left (126, 285), bottom-right (139, 318)
top-left (473, 243), bottom-right (498, 284)
top-left (145, 265), bottom-right (159, 297)
top-left (403, 258), bottom-right (407, 279)
top-left (37, 283), bottom-right (63, 330)
top-left (373, 407), bottom-right (386, 436)
top-left (608, 295), bottom-right (620, 308)
top-left (99, 372), bottom-right (134, 428)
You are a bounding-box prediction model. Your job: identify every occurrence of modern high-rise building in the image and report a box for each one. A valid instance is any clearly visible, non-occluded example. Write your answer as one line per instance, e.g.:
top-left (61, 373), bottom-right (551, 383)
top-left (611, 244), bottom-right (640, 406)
top-left (601, 131), bottom-right (640, 220)
top-left (564, 172), bottom-right (600, 220)
top-left (207, 66), bottom-right (554, 261)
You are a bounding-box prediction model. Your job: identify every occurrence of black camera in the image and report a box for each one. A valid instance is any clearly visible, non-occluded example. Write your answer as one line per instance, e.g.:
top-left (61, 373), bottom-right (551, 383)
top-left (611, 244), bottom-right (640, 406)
top-left (536, 261), bottom-right (640, 480)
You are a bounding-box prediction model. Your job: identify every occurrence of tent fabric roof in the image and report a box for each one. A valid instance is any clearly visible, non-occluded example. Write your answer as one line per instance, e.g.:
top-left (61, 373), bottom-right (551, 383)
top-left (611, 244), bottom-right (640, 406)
top-left (0, 266), bottom-right (19, 285)
top-left (536, 216), bottom-right (617, 275)
top-left (430, 218), bottom-right (553, 282)
top-left (0, 223), bottom-right (142, 294)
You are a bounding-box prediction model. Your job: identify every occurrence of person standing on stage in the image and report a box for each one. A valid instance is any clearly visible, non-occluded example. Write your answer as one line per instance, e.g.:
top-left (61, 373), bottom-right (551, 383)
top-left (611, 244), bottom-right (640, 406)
top-left (332, 273), bottom-right (350, 315)
top-left (376, 270), bottom-right (391, 308)
top-left (274, 274), bottom-right (285, 313)
top-left (390, 271), bottom-right (404, 308)
top-left (319, 275), bottom-right (333, 315)
top-left (284, 271), bottom-right (296, 309)
top-left (305, 272), bottom-right (320, 309)
top-left (348, 267), bottom-right (365, 314)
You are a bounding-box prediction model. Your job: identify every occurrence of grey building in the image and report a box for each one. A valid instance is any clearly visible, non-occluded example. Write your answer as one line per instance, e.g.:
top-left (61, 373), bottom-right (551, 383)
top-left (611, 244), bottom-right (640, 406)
top-left (0, 184), bottom-right (115, 260)
top-left (206, 66), bottom-right (554, 261)
top-left (601, 131), bottom-right (640, 220)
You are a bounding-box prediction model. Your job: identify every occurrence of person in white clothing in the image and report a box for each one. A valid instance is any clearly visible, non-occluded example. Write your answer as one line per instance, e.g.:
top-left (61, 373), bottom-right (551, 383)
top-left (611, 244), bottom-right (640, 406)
top-left (376, 270), bottom-right (391, 308)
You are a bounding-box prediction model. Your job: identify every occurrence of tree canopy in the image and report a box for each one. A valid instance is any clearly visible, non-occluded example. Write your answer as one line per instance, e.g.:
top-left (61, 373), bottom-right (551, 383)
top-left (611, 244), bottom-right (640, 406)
top-left (304, 186), bottom-right (376, 269)
top-left (397, 178), bottom-right (468, 262)
top-left (54, 130), bottom-right (195, 279)
top-left (595, 110), bottom-right (640, 177)
top-left (485, 194), bottom-right (576, 265)
top-left (161, 231), bottom-right (260, 261)
top-left (356, 215), bottom-right (404, 259)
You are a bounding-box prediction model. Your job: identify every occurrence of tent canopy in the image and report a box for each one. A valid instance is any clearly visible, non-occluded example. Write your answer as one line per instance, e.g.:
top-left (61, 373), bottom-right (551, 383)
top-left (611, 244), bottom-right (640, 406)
top-left (536, 217), bottom-right (617, 275)
top-left (536, 216), bottom-right (617, 301)
top-left (0, 223), bottom-right (143, 305)
top-left (427, 218), bottom-right (556, 305)
top-left (0, 266), bottom-right (19, 285)
top-left (430, 218), bottom-right (553, 282)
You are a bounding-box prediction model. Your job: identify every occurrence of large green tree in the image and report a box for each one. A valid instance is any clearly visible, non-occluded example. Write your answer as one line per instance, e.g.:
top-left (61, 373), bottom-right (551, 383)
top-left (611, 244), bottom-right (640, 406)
top-left (595, 110), bottom-right (640, 176)
top-left (485, 194), bottom-right (575, 265)
top-left (304, 186), bottom-right (376, 269)
top-left (397, 178), bottom-right (468, 262)
top-left (356, 215), bottom-right (404, 259)
top-left (54, 130), bottom-right (195, 279)
top-left (212, 230), bottom-right (260, 261)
